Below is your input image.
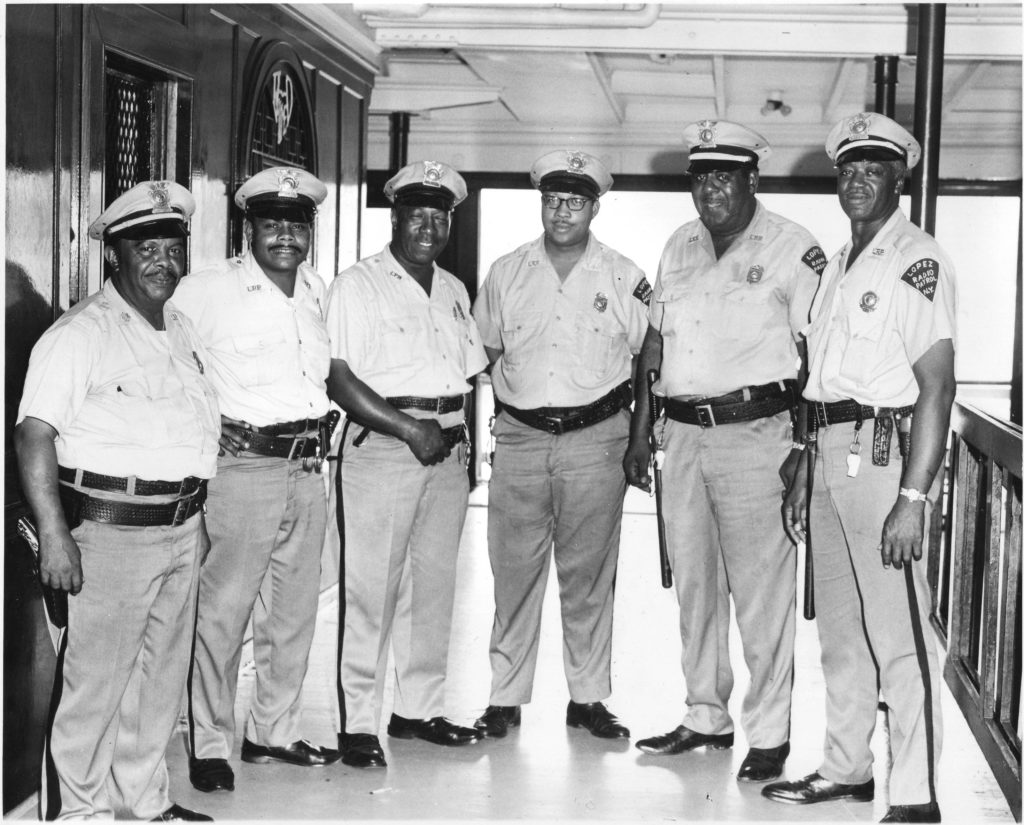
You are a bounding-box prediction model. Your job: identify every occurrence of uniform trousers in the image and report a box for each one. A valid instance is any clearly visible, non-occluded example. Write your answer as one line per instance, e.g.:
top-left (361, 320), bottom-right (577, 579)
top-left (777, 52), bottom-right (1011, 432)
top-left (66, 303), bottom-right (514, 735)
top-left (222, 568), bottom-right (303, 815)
top-left (660, 411), bottom-right (795, 749)
top-left (42, 513), bottom-right (204, 820)
top-left (189, 454), bottom-right (326, 759)
top-left (338, 414), bottom-right (470, 735)
top-left (486, 409), bottom-right (629, 706)
top-left (812, 421), bottom-right (942, 805)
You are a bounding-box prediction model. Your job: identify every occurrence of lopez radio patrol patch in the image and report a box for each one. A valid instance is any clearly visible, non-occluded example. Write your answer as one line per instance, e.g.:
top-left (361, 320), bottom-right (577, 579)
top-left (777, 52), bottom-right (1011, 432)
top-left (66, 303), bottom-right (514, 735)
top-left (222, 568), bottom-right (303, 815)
top-left (900, 258), bottom-right (939, 302)
top-left (801, 246), bottom-right (827, 276)
top-left (632, 277), bottom-right (653, 306)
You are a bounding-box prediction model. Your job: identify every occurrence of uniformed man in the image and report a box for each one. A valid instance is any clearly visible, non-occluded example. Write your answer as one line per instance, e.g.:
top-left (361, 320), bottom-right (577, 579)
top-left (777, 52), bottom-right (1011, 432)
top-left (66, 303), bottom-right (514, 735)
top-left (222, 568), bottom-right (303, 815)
top-left (623, 121), bottom-right (826, 781)
top-left (472, 150), bottom-right (648, 741)
top-left (174, 167), bottom-right (339, 793)
top-left (762, 113), bottom-right (955, 824)
top-left (15, 181), bottom-right (218, 821)
top-left (326, 160), bottom-right (487, 769)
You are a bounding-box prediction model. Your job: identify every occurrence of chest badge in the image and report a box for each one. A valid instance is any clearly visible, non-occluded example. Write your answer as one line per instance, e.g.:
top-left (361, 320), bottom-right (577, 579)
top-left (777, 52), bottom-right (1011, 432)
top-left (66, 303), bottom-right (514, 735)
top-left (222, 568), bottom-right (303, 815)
top-left (453, 301), bottom-right (467, 321)
top-left (859, 291), bottom-right (879, 312)
top-left (593, 292), bottom-right (608, 313)
top-left (746, 265), bottom-right (764, 284)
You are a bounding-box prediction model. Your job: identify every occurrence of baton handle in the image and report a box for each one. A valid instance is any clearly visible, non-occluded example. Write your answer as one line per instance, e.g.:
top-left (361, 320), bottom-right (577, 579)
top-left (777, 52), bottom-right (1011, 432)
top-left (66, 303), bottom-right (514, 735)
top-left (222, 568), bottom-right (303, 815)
top-left (646, 368), bottom-right (673, 589)
top-left (802, 445), bottom-right (816, 620)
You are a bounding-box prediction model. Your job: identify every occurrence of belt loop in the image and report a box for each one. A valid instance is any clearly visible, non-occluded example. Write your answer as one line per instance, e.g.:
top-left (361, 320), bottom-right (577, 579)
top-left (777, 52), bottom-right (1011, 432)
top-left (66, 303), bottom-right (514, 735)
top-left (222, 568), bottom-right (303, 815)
top-left (126, 476), bottom-right (136, 496)
top-left (74, 467), bottom-right (84, 488)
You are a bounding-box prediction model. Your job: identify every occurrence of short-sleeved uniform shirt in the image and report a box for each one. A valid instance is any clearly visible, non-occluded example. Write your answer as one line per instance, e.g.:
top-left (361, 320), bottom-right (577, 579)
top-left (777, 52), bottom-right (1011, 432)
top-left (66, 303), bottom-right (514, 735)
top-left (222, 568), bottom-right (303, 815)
top-left (17, 279), bottom-right (220, 480)
top-left (804, 208), bottom-right (957, 408)
top-left (325, 245), bottom-right (487, 397)
top-left (473, 233), bottom-right (650, 409)
top-left (651, 202), bottom-right (825, 398)
top-left (172, 251), bottom-right (331, 425)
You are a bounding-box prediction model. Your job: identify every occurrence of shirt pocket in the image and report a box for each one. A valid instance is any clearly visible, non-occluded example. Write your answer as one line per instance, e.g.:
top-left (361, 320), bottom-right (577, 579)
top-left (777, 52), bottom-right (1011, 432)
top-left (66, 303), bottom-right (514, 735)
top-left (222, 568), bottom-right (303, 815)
top-left (655, 281), bottom-right (693, 338)
top-left (231, 330), bottom-right (288, 386)
top-left (376, 313), bottom-right (425, 371)
top-left (500, 311), bottom-right (544, 369)
top-left (720, 280), bottom-right (775, 342)
top-left (573, 311), bottom-right (622, 376)
top-left (837, 297), bottom-right (887, 386)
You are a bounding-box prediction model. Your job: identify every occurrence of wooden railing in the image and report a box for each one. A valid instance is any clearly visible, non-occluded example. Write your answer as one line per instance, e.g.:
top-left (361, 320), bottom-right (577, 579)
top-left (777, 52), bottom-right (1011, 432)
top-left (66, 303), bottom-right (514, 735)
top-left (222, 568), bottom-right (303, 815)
top-left (929, 401), bottom-right (1021, 820)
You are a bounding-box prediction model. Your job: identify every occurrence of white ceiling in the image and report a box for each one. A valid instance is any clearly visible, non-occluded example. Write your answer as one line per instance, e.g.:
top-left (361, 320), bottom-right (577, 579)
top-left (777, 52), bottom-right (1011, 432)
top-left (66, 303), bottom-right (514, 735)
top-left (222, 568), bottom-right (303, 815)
top-left (288, 3), bottom-right (1023, 179)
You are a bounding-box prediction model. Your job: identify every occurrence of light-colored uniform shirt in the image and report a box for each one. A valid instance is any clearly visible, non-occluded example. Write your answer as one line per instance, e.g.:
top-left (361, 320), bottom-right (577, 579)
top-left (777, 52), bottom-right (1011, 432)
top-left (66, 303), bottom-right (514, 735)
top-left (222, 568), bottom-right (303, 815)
top-left (804, 208), bottom-right (957, 407)
top-left (651, 202), bottom-right (825, 398)
top-left (325, 245), bottom-right (487, 397)
top-left (474, 233), bottom-right (650, 409)
top-left (172, 251), bottom-right (331, 425)
top-left (17, 279), bottom-right (220, 480)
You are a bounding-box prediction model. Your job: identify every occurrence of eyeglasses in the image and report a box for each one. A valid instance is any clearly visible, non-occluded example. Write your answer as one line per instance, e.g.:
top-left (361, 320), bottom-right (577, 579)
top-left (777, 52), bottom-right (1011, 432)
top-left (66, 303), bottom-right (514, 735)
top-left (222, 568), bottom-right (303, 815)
top-left (541, 194), bottom-right (590, 212)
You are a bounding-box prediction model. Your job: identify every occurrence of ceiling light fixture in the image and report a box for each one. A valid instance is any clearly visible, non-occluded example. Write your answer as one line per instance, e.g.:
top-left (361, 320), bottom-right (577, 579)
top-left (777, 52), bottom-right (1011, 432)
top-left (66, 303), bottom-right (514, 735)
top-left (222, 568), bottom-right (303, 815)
top-left (761, 90), bottom-right (792, 116)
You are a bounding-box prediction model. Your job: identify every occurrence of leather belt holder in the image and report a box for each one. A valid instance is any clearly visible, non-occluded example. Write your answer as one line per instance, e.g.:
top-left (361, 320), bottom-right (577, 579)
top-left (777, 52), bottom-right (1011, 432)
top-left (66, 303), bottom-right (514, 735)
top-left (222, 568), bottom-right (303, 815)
top-left (664, 394), bottom-right (792, 428)
top-left (58, 483), bottom-right (208, 528)
top-left (872, 416), bottom-right (894, 466)
top-left (386, 395), bottom-right (466, 415)
top-left (499, 381), bottom-right (631, 436)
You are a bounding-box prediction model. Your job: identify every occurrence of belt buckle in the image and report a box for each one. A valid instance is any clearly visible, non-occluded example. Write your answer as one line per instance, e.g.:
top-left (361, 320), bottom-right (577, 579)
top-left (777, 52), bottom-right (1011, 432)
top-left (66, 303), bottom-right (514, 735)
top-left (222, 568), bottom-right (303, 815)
top-left (695, 404), bottom-right (716, 428)
top-left (547, 416), bottom-right (565, 436)
top-left (287, 436), bottom-right (308, 461)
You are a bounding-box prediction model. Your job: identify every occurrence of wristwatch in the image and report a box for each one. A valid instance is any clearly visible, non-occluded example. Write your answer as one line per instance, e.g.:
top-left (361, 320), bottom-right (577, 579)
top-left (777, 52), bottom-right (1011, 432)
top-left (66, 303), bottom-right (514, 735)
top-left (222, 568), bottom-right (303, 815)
top-left (899, 487), bottom-right (928, 503)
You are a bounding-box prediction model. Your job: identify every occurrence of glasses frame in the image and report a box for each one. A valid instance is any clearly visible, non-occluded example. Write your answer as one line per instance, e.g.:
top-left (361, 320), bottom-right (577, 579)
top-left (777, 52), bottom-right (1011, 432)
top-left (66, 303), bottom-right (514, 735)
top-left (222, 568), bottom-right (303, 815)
top-left (541, 194), bottom-right (591, 212)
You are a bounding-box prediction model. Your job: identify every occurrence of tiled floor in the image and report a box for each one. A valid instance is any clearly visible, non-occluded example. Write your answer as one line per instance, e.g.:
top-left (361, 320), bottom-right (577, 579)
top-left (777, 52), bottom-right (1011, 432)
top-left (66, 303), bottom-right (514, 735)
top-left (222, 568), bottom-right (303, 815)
top-left (157, 489), bottom-right (1013, 822)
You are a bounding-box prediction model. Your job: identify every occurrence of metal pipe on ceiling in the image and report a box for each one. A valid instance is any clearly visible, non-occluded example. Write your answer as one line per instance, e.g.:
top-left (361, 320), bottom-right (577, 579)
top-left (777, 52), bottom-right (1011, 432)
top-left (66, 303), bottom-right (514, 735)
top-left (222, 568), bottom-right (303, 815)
top-left (354, 3), bottom-right (662, 29)
top-left (910, 4), bottom-right (945, 235)
top-left (874, 55), bottom-right (899, 117)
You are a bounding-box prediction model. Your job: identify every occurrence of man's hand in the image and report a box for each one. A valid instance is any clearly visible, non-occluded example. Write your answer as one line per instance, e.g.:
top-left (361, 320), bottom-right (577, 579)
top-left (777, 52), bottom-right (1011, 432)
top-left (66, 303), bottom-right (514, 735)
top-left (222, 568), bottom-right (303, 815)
top-left (880, 497), bottom-right (926, 570)
top-left (199, 514), bottom-right (213, 565)
top-left (778, 448), bottom-right (803, 490)
top-left (623, 438), bottom-right (653, 492)
top-left (219, 415), bottom-right (252, 457)
top-left (781, 455), bottom-right (809, 546)
top-left (38, 525), bottom-right (84, 594)
top-left (403, 418), bottom-right (450, 466)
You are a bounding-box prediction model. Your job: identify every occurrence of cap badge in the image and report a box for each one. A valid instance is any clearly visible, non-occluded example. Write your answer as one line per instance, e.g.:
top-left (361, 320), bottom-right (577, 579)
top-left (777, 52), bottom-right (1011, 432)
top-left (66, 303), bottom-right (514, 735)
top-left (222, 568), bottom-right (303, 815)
top-left (697, 119), bottom-right (717, 147)
top-left (859, 291), bottom-right (878, 312)
top-left (848, 114), bottom-right (871, 141)
top-left (148, 181), bottom-right (173, 213)
top-left (422, 161), bottom-right (444, 188)
top-left (275, 169), bottom-right (300, 199)
top-left (593, 292), bottom-right (608, 313)
top-left (746, 265), bottom-right (764, 284)
top-left (567, 151), bottom-right (587, 174)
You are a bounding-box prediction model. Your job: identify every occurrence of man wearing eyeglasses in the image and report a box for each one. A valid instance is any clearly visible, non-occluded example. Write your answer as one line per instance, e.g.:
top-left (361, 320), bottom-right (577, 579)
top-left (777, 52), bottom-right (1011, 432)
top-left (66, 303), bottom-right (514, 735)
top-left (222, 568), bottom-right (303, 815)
top-left (472, 150), bottom-right (650, 740)
top-left (624, 121), bottom-right (825, 783)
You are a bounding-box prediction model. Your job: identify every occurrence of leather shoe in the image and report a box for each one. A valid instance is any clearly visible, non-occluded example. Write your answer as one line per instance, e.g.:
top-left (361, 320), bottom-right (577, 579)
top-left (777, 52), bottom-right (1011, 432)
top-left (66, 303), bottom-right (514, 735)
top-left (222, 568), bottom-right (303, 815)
top-left (635, 725), bottom-right (733, 754)
top-left (565, 701), bottom-right (630, 739)
top-left (151, 804), bottom-right (213, 821)
top-left (240, 738), bottom-right (341, 767)
top-left (880, 803), bottom-right (942, 822)
top-left (737, 742), bottom-right (790, 782)
top-left (762, 771), bottom-right (875, 805)
top-left (339, 732), bottom-right (387, 768)
top-left (474, 705), bottom-right (521, 739)
top-left (387, 714), bottom-right (481, 746)
top-left (189, 757), bottom-right (234, 793)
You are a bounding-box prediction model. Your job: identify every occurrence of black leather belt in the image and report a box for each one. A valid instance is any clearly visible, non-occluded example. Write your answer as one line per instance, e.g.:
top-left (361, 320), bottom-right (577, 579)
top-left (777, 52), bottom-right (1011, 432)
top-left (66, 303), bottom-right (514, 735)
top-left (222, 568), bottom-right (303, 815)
top-left (664, 380), bottom-right (797, 428)
top-left (499, 381), bottom-right (631, 435)
top-left (810, 400), bottom-right (915, 430)
top-left (59, 483), bottom-right (207, 528)
top-left (386, 395), bottom-right (466, 415)
top-left (57, 466), bottom-right (203, 497)
top-left (249, 417), bottom-right (326, 437)
top-left (243, 430), bottom-right (320, 460)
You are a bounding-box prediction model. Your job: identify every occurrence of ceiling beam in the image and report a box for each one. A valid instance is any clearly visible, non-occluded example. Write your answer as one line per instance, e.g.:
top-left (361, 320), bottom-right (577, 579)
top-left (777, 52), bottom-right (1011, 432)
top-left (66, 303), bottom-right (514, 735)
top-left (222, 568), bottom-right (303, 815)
top-left (369, 82), bottom-right (502, 114)
top-left (587, 53), bottom-right (625, 125)
top-left (943, 61), bottom-right (990, 118)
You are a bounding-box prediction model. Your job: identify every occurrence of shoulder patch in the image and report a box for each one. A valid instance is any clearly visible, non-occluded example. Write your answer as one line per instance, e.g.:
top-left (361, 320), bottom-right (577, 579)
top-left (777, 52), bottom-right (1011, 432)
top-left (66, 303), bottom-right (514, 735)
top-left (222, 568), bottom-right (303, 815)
top-left (801, 246), bottom-right (827, 276)
top-left (900, 258), bottom-right (939, 302)
top-left (632, 277), bottom-right (653, 306)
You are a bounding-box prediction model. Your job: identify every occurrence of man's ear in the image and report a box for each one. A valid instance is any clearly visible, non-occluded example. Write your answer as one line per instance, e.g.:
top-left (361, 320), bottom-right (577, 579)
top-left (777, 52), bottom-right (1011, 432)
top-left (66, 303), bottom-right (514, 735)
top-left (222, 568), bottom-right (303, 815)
top-left (747, 169), bottom-right (760, 194)
top-left (591, 199), bottom-right (601, 218)
top-left (104, 244), bottom-right (120, 270)
top-left (243, 219), bottom-right (253, 246)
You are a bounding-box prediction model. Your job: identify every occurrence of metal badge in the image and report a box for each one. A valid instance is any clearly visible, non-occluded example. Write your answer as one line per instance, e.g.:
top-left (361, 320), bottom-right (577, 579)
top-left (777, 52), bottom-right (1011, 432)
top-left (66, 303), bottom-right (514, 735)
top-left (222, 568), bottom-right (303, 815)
top-left (423, 160), bottom-right (444, 187)
top-left (567, 151), bottom-right (587, 173)
top-left (848, 114), bottom-right (870, 140)
top-left (148, 181), bottom-right (172, 212)
top-left (275, 169), bottom-right (300, 198)
top-left (697, 119), bottom-right (717, 146)
top-left (593, 292), bottom-right (608, 312)
top-left (746, 265), bottom-right (764, 284)
top-left (859, 291), bottom-right (878, 312)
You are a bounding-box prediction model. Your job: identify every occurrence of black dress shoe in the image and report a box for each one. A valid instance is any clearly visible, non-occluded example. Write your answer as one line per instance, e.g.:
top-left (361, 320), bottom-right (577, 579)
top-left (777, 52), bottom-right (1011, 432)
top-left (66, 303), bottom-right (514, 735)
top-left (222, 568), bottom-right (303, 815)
top-left (387, 714), bottom-right (481, 746)
top-left (565, 701), bottom-right (630, 739)
top-left (474, 705), bottom-right (521, 739)
top-left (240, 738), bottom-right (341, 766)
top-left (151, 803), bottom-right (213, 821)
top-left (762, 771), bottom-right (875, 805)
top-left (339, 732), bottom-right (387, 768)
top-left (189, 757), bottom-right (234, 793)
top-left (880, 803), bottom-right (942, 822)
top-left (635, 725), bottom-right (733, 754)
top-left (736, 742), bottom-right (790, 782)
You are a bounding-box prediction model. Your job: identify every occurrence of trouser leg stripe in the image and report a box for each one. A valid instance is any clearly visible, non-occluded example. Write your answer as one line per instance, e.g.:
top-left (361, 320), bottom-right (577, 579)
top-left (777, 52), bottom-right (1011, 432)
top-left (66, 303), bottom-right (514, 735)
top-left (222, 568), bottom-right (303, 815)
top-left (904, 563), bottom-right (937, 804)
